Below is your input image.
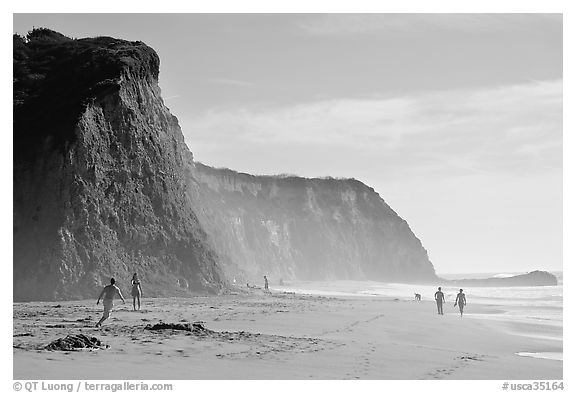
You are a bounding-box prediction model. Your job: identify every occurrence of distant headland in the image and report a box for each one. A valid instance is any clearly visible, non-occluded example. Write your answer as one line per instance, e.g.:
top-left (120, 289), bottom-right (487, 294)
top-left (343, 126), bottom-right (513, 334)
top-left (445, 270), bottom-right (558, 287)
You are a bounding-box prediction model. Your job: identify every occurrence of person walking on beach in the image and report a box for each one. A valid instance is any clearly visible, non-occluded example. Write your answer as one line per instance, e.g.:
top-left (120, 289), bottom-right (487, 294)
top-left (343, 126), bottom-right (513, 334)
top-left (434, 287), bottom-right (445, 315)
top-left (131, 273), bottom-right (143, 311)
top-left (454, 289), bottom-right (467, 317)
top-left (96, 278), bottom-right (126, 328)
top-left (264, 275), bottom-right (269, 292)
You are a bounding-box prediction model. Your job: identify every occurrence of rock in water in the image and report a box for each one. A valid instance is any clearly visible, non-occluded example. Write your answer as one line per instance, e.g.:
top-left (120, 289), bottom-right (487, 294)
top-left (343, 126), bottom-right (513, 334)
top-left (45, 334), bottom-right (107, 351)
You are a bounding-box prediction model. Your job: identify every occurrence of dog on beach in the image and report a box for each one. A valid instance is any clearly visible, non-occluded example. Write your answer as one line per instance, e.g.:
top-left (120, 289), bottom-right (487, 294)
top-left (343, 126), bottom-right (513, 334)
top-left (414, 293), bottom-right (421, 301)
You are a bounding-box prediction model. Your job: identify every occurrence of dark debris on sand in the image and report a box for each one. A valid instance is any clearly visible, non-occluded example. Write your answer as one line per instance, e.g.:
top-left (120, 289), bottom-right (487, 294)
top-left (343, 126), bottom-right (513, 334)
top-left (45, 334), bottom-right (108, 351)
top-left (145, 322), bottom-right (213, 336)
top-left (145, 322), bottom-right (192, 331)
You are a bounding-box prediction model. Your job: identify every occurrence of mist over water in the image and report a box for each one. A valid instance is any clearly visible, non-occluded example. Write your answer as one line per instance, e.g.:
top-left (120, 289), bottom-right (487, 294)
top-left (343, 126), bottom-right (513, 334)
top-left (279, 271), bottom-right (563, 360)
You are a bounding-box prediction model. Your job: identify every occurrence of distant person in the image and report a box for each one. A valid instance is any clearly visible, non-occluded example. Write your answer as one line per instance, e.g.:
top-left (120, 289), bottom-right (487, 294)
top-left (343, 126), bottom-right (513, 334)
top-left (454, 289), bottom-right (467, 317)
top-left (434, 287), bottom-right (445, 315)
top-left (131, 273), bottom-right (143, 311)
top-left (96, 278), bottom-right (126, 328)
top-left (264, 275), bottom-right (269, 291)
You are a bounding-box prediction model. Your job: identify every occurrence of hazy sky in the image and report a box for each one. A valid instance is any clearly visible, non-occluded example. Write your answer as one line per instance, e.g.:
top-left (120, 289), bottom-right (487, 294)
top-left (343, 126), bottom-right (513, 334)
top-left (13, 14), bottom-right (563, 274)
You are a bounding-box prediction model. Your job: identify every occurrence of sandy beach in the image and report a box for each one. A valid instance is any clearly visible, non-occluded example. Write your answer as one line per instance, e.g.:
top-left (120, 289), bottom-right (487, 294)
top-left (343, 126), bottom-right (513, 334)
top-left (13, 287), bottom-right (562, 380)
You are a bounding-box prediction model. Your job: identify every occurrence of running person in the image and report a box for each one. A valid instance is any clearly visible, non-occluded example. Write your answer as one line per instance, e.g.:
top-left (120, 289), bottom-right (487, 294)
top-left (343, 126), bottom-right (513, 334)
top-left (96, 278), bottom-right (126, 327)
top-left (434, 287), bottom-right (445, 315)
top-left (454, 289), bottom-right (467, 317)
top-left (131, 273), bottom-right (143, 311)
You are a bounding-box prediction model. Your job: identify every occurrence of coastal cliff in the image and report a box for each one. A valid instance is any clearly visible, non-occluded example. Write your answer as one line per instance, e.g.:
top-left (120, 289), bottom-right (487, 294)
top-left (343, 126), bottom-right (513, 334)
top-left (13, 30), bottom-right (438, 300)
top-left (13, 29), bottom-right (223, 300)
top-left (186, 163), bottom-right (437, 284)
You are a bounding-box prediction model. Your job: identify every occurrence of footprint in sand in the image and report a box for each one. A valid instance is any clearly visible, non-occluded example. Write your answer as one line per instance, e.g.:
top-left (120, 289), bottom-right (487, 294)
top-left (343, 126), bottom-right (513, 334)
top-left (350, 352), bottom-right (371, 377)
top-left (425, 354), bottom-right (485, 379)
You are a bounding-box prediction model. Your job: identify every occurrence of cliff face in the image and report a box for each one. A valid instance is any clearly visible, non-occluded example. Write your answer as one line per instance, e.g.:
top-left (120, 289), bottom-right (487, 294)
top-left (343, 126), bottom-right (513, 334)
top-left (14, 30), bottom-right (438, 301)
top-left (13, 30), bottom-right (223, 300)
top-left (186, 163), bottom-right (437, 284)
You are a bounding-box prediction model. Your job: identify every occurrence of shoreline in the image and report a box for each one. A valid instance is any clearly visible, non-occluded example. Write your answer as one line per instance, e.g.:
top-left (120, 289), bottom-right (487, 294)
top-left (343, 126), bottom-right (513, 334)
top-left (13, 290), bottom-right (562, 380)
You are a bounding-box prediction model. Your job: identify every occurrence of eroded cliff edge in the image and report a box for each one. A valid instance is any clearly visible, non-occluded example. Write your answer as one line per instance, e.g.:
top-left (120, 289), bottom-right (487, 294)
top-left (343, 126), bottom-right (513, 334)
top-left (186, 163), bottom-right (437, 284)
top-left (13, 30), bottom-right (438, 301)
top-left (13, 29), bottom-right (223, 300)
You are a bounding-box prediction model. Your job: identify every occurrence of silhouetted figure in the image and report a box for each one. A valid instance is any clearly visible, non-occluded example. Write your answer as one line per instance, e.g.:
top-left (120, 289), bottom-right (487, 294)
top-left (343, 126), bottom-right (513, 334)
top-left (131, 273), bottom-right (142, 311)
top-left (414, 293), bottom-right (421, 301)
top-left (264, 275), bottom-right (269, 291)
top-left (434, 287), bottom-right (445, 315)
top-left (454, 289), bottom-right (467, 317)
top-left (96, 278), bottom-right (126, 327)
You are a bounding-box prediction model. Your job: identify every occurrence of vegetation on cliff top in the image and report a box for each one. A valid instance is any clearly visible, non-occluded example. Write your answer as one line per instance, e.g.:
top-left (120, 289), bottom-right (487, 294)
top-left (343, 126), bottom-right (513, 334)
top-left (14, 28), bottom-right (160, 157)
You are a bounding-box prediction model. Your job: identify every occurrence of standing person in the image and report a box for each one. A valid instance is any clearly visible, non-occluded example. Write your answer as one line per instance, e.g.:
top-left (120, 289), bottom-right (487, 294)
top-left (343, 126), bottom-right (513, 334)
top-left (131, 273), bottom-right (143, 311)
top-left (263, 275), bottom-right (269, 291)
top-left (96, 278), bottom-right (126, 328)
top-left (454, 289), bottom-right (467, 317)
top-left (434, 287), bottom-right (445, 315)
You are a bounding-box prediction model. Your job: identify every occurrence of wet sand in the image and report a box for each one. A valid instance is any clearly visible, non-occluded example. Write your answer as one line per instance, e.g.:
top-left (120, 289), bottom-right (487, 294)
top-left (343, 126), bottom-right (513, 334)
top-left (13, 289), bottom-right (562, 380)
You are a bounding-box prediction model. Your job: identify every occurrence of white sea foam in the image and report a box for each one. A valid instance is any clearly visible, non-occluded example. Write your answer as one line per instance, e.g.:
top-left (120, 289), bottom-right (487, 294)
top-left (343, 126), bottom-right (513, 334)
top-left (278, 274), bottom-right (563, 345)
top-left (517, 352), bottom-right (562, 361)
top-left (492, 273), bottom-right (517, 278)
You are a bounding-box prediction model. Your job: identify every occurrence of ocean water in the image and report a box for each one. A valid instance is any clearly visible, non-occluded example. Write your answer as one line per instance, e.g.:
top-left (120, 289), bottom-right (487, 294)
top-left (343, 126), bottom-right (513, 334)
top-left (279, 271), bottom-right (563, 361)
top-left (437, 272), bottom-right (563, 335)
